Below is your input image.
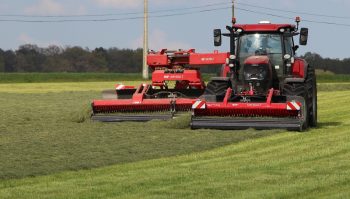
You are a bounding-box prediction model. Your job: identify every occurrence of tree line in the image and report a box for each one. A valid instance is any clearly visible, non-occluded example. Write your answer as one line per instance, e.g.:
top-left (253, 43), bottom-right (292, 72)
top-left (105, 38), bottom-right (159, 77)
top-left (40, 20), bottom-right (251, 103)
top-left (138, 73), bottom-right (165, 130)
top-left (0, 44), bottom-right (143, 73)
top-left (0, 44), bottom-right (349, 74)
top-left (301, 52), bottom-right (350, 74)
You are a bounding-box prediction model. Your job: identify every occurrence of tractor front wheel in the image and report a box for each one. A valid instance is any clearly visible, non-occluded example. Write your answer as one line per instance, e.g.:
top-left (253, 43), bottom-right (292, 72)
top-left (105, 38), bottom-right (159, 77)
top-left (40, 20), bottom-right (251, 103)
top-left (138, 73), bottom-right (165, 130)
top-left (283, 82), bottom-right (309, 131)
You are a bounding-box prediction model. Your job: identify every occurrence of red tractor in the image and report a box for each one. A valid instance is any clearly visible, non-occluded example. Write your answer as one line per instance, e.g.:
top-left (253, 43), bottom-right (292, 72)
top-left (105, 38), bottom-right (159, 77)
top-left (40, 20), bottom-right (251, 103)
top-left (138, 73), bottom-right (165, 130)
top-left (191, 18), bottom-right (317, 131)
top-left (92, 17), bottom-right (317, 131)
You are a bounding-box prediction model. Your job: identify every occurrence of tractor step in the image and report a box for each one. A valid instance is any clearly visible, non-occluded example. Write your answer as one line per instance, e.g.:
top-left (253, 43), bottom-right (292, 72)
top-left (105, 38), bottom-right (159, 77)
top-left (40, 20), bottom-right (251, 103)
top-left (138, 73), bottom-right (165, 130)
top-left (190, 117), bottom-right (302, 131)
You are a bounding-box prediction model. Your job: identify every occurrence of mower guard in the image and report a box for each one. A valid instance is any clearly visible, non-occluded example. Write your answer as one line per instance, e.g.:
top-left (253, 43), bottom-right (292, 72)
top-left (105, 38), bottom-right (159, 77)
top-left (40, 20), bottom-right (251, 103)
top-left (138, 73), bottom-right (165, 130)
top-left (190, 88), bottom-right (306, 131)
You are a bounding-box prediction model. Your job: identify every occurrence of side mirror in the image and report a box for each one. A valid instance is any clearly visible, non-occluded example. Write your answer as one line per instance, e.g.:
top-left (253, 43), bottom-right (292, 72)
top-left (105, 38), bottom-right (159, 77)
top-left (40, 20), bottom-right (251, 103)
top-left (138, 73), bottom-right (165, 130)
top-left (299, 28), bottom-right (308, 45)
top-left (293, 45), bottom-right (299, 53)
top-left (213, 29), bottom-right (222, 47)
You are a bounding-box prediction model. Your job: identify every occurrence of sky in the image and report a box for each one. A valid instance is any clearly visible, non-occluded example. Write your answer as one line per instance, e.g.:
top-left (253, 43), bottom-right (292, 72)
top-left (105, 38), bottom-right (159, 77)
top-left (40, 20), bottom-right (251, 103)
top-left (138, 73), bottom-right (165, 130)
top-left (0, 0), bottom-right (349, 59)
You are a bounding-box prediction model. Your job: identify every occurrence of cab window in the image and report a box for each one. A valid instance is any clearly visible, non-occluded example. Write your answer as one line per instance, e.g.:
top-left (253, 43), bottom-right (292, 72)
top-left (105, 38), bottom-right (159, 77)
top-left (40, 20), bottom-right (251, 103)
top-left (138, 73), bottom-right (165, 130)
top-left (284, 37), bottom-right (294, 56)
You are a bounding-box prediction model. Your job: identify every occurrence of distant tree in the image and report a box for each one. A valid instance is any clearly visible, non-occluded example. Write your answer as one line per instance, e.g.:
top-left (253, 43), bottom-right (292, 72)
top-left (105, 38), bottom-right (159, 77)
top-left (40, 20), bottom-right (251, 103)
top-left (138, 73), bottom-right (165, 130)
top-left (90, 47), bottom-right (108, 72)
top-left (40, 45), bottom-right (68, 72)
top-left (15, 44), bottom-right (46, 72)
top-left (106, 48), bottom-right (142, 73)
top-left (3, 50), bottom-right (17, 72)
top-left (302, 52), bottom-right (350, 74)
top-left (2, 45), bottom-right (349, 74)
top-left (43, 45), bottom-right (63, 56)
top-left (0, 49), bottom-right (5, 72)
top-left (61, 46), bottom-right (90, 72)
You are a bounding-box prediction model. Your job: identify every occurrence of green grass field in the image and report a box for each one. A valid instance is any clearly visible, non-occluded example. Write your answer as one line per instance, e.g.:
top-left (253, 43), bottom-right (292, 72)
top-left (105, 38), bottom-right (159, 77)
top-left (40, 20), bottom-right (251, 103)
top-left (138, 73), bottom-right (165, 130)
top-left (0, 73), bottom-right (144, 83)
top-left (1, 72), bottom-right (350, 84)
top-left (0, 73), bottom-right (220, 84)
top-left (0, 80), bottom-right (350, 198)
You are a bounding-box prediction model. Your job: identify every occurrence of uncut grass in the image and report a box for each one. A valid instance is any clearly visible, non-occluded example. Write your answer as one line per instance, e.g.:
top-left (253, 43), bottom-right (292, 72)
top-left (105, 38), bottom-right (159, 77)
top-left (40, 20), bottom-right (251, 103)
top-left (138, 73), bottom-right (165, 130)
top-left (0, 81), bottom-right (143, 94)
top-left (0, 90), bottom-right (349, 199)
top-left (1, 72), bottom-right (349, 84)
top-left (317, 82), bottom-right (350, 92)
top-left (316, 74), bottom-right (350, 83)
top-left (0, 73), bottom-right (217, 84)
top-left (0, 90), bottom-right (280, 180)
top-left (0, 80), bottom-right (349, 95)
top-left (0, 73), bottom-right (143, 83)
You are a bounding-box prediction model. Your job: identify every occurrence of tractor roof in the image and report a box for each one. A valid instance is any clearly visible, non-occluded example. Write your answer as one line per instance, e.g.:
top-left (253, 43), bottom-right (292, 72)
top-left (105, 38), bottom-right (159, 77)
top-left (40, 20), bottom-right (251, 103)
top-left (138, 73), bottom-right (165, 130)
top-left (233, 24), bottom-right (296, 32)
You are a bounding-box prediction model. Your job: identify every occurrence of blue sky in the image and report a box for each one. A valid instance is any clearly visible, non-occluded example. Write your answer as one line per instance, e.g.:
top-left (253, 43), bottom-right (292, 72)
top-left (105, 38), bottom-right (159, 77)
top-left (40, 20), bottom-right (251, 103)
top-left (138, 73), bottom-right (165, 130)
top-left (0, 0), bottom-right (349, 59)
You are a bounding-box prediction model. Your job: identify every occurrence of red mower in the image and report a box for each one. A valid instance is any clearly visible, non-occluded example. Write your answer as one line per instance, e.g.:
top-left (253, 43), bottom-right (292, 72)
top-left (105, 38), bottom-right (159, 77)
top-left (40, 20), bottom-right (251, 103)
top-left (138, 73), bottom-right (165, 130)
top-left (91, 49), bottom-right (229, 122)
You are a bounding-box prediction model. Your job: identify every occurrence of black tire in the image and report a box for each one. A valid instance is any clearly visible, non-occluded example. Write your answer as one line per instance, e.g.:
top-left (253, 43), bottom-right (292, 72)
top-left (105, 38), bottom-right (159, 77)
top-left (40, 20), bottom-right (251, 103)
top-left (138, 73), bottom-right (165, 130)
top-left (283, 83), bottom-right (307, 97)
top-left (283, 82), bottom-right (309, 130)
top-left (203, 80), bottom-right (230, 102)
top-left (306, 65), bottom-right (318, 127)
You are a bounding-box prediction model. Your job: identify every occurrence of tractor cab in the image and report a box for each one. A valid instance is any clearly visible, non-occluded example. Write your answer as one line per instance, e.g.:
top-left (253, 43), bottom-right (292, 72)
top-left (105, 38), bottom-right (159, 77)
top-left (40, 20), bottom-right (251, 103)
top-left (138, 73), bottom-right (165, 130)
top-left (238, 32), bottom-right (284, 77)
top-left (213, 19), bottom-right (309, 95)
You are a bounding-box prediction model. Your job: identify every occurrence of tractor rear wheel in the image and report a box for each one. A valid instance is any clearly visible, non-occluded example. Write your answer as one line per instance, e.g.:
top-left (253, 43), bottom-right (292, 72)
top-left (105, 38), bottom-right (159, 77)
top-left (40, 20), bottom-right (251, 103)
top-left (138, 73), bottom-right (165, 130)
top-left (306, 65), bottom-right (318, 127)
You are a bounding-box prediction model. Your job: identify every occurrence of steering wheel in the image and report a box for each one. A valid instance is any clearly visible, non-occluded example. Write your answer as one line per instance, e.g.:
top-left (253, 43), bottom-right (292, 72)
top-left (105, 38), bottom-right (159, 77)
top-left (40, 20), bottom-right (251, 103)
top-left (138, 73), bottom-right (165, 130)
top-left (255, 48), bottom-right (267, 55)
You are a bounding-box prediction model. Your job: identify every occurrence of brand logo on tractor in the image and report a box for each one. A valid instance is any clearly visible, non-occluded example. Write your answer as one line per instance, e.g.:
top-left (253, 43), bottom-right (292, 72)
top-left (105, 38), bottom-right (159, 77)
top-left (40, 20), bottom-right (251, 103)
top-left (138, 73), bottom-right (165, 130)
top-left (164, 75), bottom-right (183, 79)
top-left (201, 58), bottom-right (214, 62)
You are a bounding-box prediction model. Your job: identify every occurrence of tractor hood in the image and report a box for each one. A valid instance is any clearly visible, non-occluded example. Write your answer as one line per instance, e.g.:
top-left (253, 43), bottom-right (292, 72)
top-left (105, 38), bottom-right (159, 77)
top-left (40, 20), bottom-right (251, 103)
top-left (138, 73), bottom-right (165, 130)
top-left (242, 55), bottom-right (273, 94)
top-left (244, 55), bottom-right (270, 66)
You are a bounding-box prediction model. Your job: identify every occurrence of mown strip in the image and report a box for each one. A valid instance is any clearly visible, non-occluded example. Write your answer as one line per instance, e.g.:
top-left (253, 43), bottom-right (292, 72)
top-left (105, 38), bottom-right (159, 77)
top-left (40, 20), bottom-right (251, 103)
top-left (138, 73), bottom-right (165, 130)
top-left (0, 85), bottom-right (349, 198)
top-left (0, 89), bottom-right (280, 180)
top-left (0, 95), bottom-right (349, 198)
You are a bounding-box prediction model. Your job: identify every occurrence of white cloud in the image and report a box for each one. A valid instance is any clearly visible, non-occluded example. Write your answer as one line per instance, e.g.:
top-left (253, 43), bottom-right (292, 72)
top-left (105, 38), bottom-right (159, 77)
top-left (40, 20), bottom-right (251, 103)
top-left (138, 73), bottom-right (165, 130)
top-left (329, 0), bottom-right (350, 6)
top-left (94, 0), bottom-right (142, 8)
top-left (241, 0), bottom-right (296, 7)
top-left (24, 1), bottom-right (87, 16)
top-left (131, 29), bottom-right (191, 50)
top-left (0, 3), bottom-right (9, 11)
top-left (76, 5), bottom-right (87, 15)
top-left (93, 0), bottom-right (214, 9)
top-left (25, 0), bottom-right (64, 15)
top-left (18, 33), bottom-right (61, 47)
top-left (279, 0), bottom-right (296, 7)
top-left (18, 34), bottom-right (34, 44)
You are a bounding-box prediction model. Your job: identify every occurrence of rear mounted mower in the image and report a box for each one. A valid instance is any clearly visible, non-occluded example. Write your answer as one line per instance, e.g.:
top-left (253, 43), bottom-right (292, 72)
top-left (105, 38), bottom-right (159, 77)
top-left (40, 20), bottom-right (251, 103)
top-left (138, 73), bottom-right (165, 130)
top-left (91, 49), bottom-right (229, 122)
